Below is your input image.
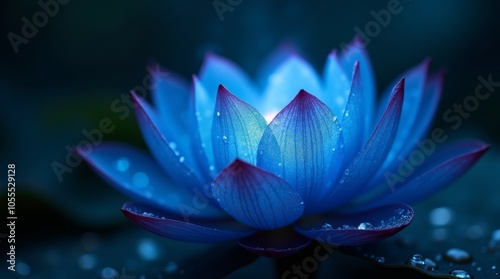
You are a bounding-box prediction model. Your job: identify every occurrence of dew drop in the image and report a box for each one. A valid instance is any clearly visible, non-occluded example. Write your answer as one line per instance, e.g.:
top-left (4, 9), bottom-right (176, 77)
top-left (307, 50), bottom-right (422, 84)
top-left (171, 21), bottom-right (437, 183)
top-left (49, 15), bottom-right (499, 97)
top-left (133, 172), bottom-right (149, 188)
top-left (114, 157), bottom-right (130, 172)
top-left (344, 110), bottom-right (349, 117)
top-left (492, 265), bottom-right (497, 270)
top-left (216, 111), bottom-right (221, 117)
top-left (332, 116), bottom-right (338, 122)
top-left (357, 222), bottom-right (373, 230)
top-left (165, 261), bottom-right (178, 274)
top-left (375, 257), bottom-right (385, 263)
top-left (179, 156), bottom-right (185, 163)
top-left (408, 254), bottom-right (425, 267)
top-left (449, 269), bottom-right (472, 278)
top-left (407, 254), bottom-right (438, 270)
top-left (344, 169), bottom-right (350, 176)
top-left (444, 248), bottom-right (473, 263)
top-left (169, 142), bottom-right (177, 150)
top-left (209, 165), bottom-right (215, 171)
top-left (222, 135), bottom-right (228, 143)
top-left (321, 223), bottom-right (333, 230)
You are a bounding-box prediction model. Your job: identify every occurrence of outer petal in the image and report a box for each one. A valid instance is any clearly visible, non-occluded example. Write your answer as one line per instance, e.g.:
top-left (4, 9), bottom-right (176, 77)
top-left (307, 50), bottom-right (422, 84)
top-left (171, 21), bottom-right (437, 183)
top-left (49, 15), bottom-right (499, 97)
top-left (366, 140), bottom-right (489, 208)
top-left (131, 93), bottom-right (204, 188)
top-left (338, 36), bottom-right (376, 133)
top-left (257, 90), bottom-right (343, 213)
top-left (326, 79), bottom-right (405, 209)
top-left (399, 71), bottom-right (444, 159)
top-left (199, 53), bottom-right (259, 105)
top-left (341, 62), bottom-right (365, 163)
top-left (151, 71), bottom-right (212, 180)
top-left (77, 142), bottom-right (226, 219)
top-left (122, 202), bottom-right (255, 242)
top-left (256, 42), bottom-right (300, 89)
top-left (194, 76), bottom-right (216, 170)
top-left (376, 60), bottom-right (430, 175)
top-left (261, 56), bottom-right (323, 122)
top-left (151, 70), bottom-right (192, 143)
top-left (322, 50), bottom-right (351, 117)
top-left (238, 228), bottom-right (311, 257)
top-left (212, 85), bottom-right (267, 171)
top-left (211, 160), bottom-right (304, 230)
top-left (294, 204), bottom-right (413, 246)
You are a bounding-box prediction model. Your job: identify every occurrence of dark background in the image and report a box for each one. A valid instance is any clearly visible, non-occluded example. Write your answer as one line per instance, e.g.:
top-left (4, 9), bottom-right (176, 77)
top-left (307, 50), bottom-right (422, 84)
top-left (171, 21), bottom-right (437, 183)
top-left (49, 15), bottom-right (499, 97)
top-left (0, 0), bottom-right (499, 278)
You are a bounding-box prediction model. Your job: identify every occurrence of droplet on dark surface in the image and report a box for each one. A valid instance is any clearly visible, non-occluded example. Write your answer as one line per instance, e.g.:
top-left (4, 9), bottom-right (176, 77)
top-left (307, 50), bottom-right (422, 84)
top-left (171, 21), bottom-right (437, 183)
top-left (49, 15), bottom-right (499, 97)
top-left (444, 248), bottom-right (473, 263)
top-left (450, 269), bottom-right (473, 278)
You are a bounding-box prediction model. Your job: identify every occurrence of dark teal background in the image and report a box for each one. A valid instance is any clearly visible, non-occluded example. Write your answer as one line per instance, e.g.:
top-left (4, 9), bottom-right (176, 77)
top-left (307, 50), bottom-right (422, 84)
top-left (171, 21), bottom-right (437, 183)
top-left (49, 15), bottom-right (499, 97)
top-left (0, 0), bottom-right (499, 278)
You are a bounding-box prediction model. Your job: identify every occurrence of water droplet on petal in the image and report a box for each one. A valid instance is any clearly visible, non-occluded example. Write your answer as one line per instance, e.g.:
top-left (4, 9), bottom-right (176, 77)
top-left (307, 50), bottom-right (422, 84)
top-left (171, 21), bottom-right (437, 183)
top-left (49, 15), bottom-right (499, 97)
top-left (209, 165), bottom-right (215, 171)
top-left (333, 116), bottom-right (338, 122)
top-left (114, 157), bottom-right (130, 172)
top-left (133, 172), bottom-right (149, 188)
top-left (449, 269), bottom-right (472, 278)
top-left (216, 111), bottom-right (220, 117)
top-left (444, 248), bottom-right (473, 263)
top-left (344, 110), bottom-right (349, 117)
top-left (222, 135), bottom-right (228, 143)
top-left (344, 169), bottom-right (350, 176)
top-left (169, 142), bottom-right (177, 150)
top-left (179, 156), bottom-right (185, 163)
top-left (321, 223), bottom-right (333, 230)
top-left (375, 257), bottom-right (385, 263)
top-left (357, 222), bottom-right (373, 230)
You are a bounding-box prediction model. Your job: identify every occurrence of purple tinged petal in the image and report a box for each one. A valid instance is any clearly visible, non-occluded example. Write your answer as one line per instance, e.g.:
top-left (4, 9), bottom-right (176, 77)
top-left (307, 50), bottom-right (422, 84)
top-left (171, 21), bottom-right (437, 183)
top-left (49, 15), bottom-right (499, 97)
top-left (338, 37), bottom-right (376, 134)
top-left (326, 79), bottom-right (405, 209)
top-left (341, 61), bottom-right (365, 163)
top-left (261, 56), bottom-right (323, 122)
top-left (238, 228), bottom-right (311, 257)
top-left (211, 160), bottom-right (304, 230)
top-left (122, 202), bottom-right (255, 242)
top-left (257, 90), bottom-right (343, 213)
top-left (199, 53), bottom-right (259, 107)
top-left (131, 93), bottom-right (204, 188)
top-left (322, 50), bottom-right (351, 117)
top-left (294, 204), bottom-right (413, 246)
top-left (367, 140), bottom-right (489, 208)
top-left (212, 85), bottom-right (267, 171)
top-left (77, 142), bottom-right (226, 219)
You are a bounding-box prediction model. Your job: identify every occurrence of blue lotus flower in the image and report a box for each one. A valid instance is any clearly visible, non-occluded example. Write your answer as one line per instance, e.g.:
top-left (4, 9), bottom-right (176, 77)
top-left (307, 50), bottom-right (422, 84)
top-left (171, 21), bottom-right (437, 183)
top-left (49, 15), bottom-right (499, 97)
top-left (78, 38), bottom-right (488, 257)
